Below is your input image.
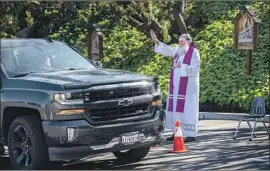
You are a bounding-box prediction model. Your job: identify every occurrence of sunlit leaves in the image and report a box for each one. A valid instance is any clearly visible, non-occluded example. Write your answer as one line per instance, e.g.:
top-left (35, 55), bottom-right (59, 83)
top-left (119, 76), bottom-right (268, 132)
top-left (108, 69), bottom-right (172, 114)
top-left (0, 1), bottom-right (269, 111)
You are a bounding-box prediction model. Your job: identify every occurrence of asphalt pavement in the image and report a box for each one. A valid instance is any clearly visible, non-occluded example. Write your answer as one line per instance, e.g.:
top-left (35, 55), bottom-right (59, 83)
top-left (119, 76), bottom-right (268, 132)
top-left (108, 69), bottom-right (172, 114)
top-left (1, 120), bottom-right (269, 170)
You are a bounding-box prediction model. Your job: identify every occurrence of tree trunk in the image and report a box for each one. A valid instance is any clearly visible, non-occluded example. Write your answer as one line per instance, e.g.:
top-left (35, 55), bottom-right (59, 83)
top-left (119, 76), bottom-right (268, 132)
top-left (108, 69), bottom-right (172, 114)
top-left (17, 7), bottom-right (28, 30)
top-left (173, 1), bottom-right (188, 34)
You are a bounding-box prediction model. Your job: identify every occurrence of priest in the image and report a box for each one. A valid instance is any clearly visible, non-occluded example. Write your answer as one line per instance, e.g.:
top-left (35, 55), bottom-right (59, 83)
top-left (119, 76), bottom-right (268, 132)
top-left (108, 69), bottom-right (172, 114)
top-left (150, 30), bottom-right (200, 142)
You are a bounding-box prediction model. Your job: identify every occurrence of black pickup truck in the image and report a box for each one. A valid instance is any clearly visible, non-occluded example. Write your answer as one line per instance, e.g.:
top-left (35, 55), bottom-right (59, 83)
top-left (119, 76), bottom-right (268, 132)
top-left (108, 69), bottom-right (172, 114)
top-left (0, 38), bottom-right (165, 170)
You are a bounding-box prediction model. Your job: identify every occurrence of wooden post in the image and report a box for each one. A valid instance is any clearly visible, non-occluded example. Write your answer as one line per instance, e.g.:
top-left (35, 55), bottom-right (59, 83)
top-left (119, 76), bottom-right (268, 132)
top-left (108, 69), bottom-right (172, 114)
top-left (87, 32), bottom-right (91, 59)
top-left (246, 50), bottom-right (252, 75)
top-left (232, 6), bottom-right (260, 76)
top-left (87, 24), bottom-right (104, 60)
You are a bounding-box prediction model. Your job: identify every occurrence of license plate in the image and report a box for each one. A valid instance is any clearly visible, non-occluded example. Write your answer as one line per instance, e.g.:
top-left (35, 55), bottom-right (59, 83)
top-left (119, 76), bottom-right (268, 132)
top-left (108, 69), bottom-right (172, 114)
top-left (121, 132), bottom-right (139, 144)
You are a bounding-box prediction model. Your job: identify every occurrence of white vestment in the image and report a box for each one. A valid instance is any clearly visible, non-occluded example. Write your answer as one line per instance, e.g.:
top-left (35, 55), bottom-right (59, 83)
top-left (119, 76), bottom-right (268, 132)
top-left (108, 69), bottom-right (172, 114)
top-left (154, 42), bottom-right (200, 137)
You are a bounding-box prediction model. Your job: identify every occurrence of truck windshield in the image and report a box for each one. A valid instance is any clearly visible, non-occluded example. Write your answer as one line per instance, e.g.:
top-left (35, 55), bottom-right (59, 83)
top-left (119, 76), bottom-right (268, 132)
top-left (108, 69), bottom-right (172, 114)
top-left (1, 44), bottom-right (96, 77)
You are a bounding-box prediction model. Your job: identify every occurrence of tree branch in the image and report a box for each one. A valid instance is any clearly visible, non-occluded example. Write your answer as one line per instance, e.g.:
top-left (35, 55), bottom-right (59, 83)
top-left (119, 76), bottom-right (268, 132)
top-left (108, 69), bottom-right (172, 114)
top-left (186, 2), bottom-right (201, 27)
top-left (128, 16), bottom-right (144, 27)
top-left (114, 0), bottom-right (164, 40)
top-left (150, 19), bottom-right (163, 38)
top-left (15, 21), bottom-right (40, 38)
top-left (173, 1), bottom-right (188, 34)
top-left (179, 1), bottom-right (185, 14)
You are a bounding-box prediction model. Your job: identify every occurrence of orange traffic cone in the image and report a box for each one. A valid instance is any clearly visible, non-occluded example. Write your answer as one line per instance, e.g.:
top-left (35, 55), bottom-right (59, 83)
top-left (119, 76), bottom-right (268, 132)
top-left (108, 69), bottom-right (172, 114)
top-left (168, 121), bottom-right (190, 153)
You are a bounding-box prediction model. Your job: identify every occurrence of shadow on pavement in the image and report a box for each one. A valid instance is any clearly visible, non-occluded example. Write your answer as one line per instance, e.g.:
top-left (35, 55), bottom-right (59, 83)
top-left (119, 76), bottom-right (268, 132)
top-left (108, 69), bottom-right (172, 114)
top-left (0, 124), bottom-right (269, 170)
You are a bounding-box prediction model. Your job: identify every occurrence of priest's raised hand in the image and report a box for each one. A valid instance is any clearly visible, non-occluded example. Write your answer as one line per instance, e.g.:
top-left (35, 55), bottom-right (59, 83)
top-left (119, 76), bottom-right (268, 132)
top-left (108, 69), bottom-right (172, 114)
top-left (150, 29), bottom-right (159, 44)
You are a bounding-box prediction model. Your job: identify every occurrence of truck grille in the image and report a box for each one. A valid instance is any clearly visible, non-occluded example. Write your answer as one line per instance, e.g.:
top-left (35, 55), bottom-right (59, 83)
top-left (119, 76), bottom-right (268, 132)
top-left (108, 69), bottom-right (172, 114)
top-left (84, 87), bottom-right (150, 102)
top-left (84, 82), bottom-right (153, 123)
top-left (86, 103), bottom-right (150, 122)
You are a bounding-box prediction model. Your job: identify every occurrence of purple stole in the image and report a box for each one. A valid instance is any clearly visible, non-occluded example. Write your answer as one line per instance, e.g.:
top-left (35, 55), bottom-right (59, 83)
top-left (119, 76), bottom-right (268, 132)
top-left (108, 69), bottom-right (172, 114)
top-left (167, 46), bottom-right (195, 113)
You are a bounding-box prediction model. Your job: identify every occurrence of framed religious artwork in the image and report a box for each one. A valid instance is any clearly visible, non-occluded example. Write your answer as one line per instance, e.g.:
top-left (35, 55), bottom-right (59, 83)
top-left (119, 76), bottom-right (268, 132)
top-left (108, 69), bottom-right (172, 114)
top-left (232, 6), bottom-right (261, 50)
top-left (87, 23), bottom-right (104, 60)
top-left (232, 6), bottom-right (261, 75)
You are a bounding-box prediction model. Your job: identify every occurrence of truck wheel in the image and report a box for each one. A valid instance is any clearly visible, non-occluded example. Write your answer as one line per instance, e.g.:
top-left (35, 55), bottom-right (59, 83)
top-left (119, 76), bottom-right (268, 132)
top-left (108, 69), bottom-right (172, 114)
top-left (7, 115), bottom-right (49, 170)
top-left (113, 146), bottom-right (150, 162)
top-left (0, 143), bottom-right (5, 155)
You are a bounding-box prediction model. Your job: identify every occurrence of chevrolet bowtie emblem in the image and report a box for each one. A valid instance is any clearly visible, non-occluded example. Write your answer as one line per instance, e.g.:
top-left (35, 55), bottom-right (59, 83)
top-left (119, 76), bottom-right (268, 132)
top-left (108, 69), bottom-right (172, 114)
top-left (118, 98), bottom-right (133, 106)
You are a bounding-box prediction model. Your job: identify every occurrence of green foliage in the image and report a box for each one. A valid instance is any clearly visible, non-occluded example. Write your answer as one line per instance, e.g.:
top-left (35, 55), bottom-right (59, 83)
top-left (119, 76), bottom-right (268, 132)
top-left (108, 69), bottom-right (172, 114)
top-left (101, 22), bottom-right (173, 101)
top-left (191, 2), bottom-right (270, 110)
top-left (102, 2), bottom-right (270, 111)
top-left (0, 1), bottom-right (269, 112)
top-left (102, 23), bottom-right (152, 71)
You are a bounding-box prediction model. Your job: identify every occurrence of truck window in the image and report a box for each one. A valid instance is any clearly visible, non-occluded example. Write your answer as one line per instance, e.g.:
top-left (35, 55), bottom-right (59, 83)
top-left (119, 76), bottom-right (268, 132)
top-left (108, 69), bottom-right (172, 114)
top-left (1, 44), bottom-right (96, 78)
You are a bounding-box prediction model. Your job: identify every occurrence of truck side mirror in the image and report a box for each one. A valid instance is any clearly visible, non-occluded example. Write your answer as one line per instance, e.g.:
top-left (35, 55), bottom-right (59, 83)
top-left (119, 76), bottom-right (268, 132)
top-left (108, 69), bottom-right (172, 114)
top-left (93, 61), bottom-right (102, 68)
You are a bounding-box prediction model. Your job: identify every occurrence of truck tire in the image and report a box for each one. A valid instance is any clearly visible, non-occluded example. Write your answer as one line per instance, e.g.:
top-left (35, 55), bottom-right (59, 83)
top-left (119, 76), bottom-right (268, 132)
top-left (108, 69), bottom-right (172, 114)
top-left (7, 115), bottom-right (50, 170)
top-left (113, 146), bottom-right (150, 162)
top-left (0, 143), bottom-right (5, 155)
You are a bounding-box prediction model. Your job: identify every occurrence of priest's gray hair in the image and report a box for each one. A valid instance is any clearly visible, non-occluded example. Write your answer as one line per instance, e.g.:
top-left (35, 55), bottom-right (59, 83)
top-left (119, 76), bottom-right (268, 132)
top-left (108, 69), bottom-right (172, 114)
top-left (179, 34), bottom-right (192, 45)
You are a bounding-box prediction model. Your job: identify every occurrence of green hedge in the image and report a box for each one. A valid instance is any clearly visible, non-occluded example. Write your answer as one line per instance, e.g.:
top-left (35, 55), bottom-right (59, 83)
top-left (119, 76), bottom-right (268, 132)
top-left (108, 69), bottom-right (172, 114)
top-left (196, 4), bottom-right (269, 112)
top-left (101, 5), bottom-right (269, 112)
top-left (1, 2), bottom-right (267, 113)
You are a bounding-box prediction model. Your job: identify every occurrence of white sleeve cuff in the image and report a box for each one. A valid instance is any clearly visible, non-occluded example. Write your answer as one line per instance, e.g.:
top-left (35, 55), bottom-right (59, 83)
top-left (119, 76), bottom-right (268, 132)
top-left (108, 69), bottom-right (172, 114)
top-left (180, 64), bottom-right (188, 77)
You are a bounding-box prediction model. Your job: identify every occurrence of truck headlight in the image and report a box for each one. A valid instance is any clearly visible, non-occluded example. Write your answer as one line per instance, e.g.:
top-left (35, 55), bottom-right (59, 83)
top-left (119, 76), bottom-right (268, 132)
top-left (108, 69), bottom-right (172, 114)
top-left (151, 81), bottom-right (162, 106)
top-left (151, 82), bottom-right (161, 95)
top-left (54, 93), bottom-right (85, 115)
top-left (54, 93), bottom-right (84, 105)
